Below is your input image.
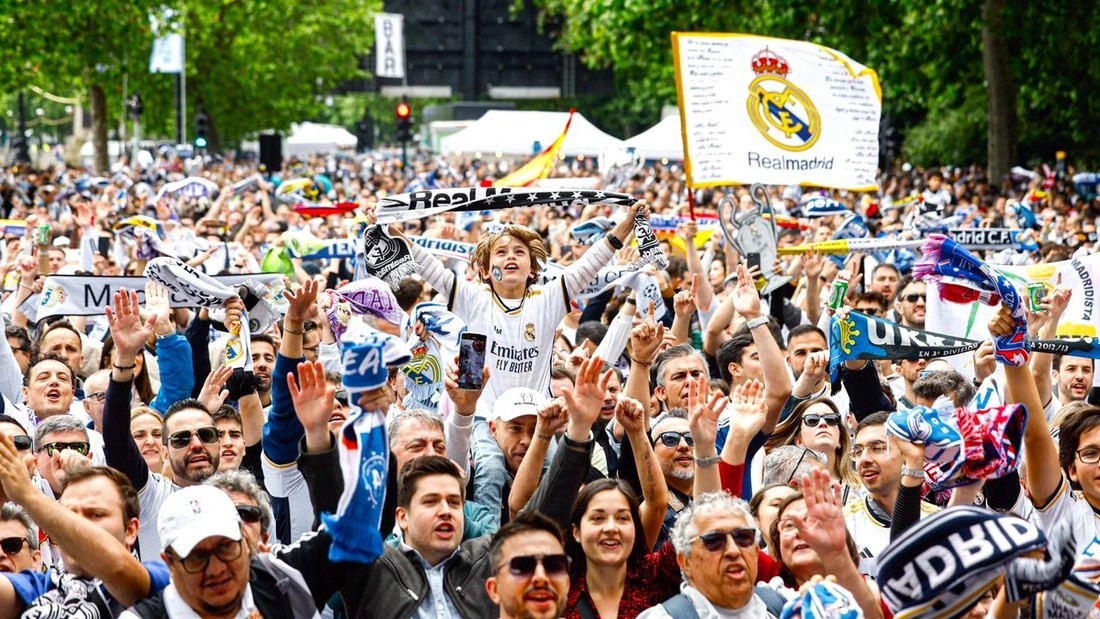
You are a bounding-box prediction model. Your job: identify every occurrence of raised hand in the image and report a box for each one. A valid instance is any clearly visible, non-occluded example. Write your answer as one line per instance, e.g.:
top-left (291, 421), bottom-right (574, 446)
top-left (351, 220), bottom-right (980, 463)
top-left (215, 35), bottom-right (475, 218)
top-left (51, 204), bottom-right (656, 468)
top-left (198, 364), bottom-right (234, 412)
top-left (144, 281), bottom-right (173, 332)
top-left (284, 278), bottom-right (319, 323)
top-left (534, 397), bottom-right (568, 441)
top-left (726, 379), bottom-right (768, 438)
top-left (562, 355), bottom-right (612, 438)
top-left (803, 249), bottom-right (825, 281)
top-left (791, 469), bottom-right (850, 557)
top-left (687, 376), bottom-right (726, 450)
top-left (674, 273), bottom-right (699, 318)
top-left (987, 303), bottom-right (1016, 340)
top-left (106, 289), bottom-right (157, 360)
top-left (223, 297), bottom-right (246, 334)
top-left (444, 357), bottom-right (489, 415)
top-left (614, 397), bottom-right (647, 436)
top-left (287, 361), bottom-right (336, 436)
top-left (732, 263), bottom-right (762, 320)
top-left (973, 340), bottom-right (996, 383)
top-left (629, 302), bottom-right (665, 365)
top-left (678, 219), bottom-right (698, 245)
top-left (0, 433), bottom-right (34, 505)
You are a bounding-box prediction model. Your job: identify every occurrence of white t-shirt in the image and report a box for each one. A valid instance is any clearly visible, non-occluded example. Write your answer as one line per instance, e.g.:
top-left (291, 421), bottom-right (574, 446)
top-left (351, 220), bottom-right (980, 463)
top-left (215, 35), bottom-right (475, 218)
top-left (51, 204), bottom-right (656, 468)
top-left (844, 495), bottom-right (940, 577)
top-left (1034, 475), bottom-right (1100, 561)
top-left (136, 473), bottom-right (180, 560)
top-left (260, 456), bottom-right (316, 545)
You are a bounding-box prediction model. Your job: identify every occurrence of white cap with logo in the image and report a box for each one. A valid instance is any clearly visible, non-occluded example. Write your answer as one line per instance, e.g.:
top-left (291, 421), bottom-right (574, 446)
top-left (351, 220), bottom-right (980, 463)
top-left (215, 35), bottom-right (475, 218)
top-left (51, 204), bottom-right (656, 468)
top-left (492, 387), bottom-right (547, 422)
top-left (158, 485), bottom-right (242, 557)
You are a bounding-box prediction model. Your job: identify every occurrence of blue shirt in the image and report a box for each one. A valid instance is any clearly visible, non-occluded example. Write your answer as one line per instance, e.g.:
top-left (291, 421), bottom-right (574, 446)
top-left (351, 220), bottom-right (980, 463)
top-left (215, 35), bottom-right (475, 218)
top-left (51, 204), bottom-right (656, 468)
top-left (6, 560), bottom-right (170, 616)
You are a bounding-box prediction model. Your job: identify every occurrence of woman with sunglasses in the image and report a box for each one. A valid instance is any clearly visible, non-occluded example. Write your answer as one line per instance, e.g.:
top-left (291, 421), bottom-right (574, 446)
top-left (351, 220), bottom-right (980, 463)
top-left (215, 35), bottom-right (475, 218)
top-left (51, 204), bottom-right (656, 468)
top-left (768, 470), bottom-right (887, 619)
top-left (764, 398), bottom-right (858, 501)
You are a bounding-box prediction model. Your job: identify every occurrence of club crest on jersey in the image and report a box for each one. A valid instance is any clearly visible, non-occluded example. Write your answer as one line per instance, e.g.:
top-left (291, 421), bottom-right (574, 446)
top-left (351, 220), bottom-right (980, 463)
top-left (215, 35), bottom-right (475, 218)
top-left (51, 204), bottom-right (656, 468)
top-left (746, 48), bottom-right (820, 152)
top-left (524, 322), bottom-right (536, 342)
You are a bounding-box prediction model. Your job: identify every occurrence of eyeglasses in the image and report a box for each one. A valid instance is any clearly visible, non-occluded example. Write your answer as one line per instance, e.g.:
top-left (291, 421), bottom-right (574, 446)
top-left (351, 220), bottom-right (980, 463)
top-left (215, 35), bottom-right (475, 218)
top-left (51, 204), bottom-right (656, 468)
top-left (496, 553), bottom-right (571, 578)
top-left (1077, 448), bottom-right (1100, 464)
top-left (170, 539), bottom-right (244, 574)
top-left (850, 441), bottom-right (889, 459)
top-left (854, 307), bottom-right (880, 316)
top-left (694, 528), bottom-right (757, 553)
top-left (236, 505), bottom-right (263, 524)
top-left (802, 414), bottom-right (841, 428)
top-left (654, 431), bottom-right (694, 448)
top-left (167, 426), bottom-right (219, 449)
top-left (40, 441), bottom-right (90, 457)
top-left (0, 537), bottom-right (28, 555)
top-left (86, 391), bottom-right (107, 403)
top-left (334, 390), bottom-right (349, 407)
top-left (902, 293), bottom-right (925, 303)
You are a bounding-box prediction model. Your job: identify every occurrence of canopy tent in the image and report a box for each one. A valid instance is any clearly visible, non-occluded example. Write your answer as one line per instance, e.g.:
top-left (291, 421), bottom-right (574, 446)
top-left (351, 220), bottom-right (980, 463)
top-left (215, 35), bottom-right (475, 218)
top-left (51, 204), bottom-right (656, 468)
top-left (283, 122), bottom-right (358, 156)
top-left (622, 114), bottom-right (685, 161)
top-left (439, 110), bottom-right (623, 157)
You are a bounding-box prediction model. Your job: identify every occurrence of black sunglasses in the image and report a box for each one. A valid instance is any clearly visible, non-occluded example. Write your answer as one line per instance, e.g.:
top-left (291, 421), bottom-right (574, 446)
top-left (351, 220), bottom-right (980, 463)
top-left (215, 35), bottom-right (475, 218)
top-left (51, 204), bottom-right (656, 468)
top-left (334, 390), bottom-right (349, 407)
top-left (11, 435), bottom-right (31, 451)
top-left (902, 293), bottom-right (925, 303)
top-left (497, 553), bottom-right (570, 577)
top-left (167, 426), bottom-right (219, 449)
top-left (236, 505), bottom-right (263, 524)
top-left (654, 431), bottom-right (694, 448)
top-left (0, 537), bottom-right (28, 555)
top-left (695, 528), bottom-right (757, 553)
top-left (41, 441), bottom-right (89, 457)
top-left (854, 307), bottom-right (880, 316)
top-left (802, 414), bottom-right (841, 428)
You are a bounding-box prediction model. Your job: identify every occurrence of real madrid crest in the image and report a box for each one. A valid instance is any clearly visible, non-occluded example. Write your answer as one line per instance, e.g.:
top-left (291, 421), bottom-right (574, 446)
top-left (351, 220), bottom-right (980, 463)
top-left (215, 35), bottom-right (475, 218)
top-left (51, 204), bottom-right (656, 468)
top-left (524, 322), bottom-right (536, 342)
top-left (746, 48), bottom-right (820, 152)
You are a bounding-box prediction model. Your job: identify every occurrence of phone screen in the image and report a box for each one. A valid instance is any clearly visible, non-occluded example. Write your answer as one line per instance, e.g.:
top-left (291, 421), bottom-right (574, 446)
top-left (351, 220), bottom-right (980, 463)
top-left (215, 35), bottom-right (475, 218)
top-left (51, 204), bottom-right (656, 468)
top-left (457, 333), bottom-right (487, 390)
top-left (746, 252), bottom-right (762, 272)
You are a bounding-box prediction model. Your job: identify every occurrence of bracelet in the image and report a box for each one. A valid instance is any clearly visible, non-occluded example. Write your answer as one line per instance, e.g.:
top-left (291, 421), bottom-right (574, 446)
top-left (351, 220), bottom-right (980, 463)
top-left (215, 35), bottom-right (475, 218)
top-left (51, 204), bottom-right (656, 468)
top-left (694, 454), bottom-right (721, 468)
top-left (536, 433), bottom-right (553, 441)
top-left (625, 297), bottom-right (637, 305)
top-left (112, 363), bottom-right (136, 370)
top-left (19, 283), bottom-right (34, 291)
top-left (283, 325), bottom-right (304, 335)
top-left (744, 315), bottom-right (769, 330)
top-left (629, 355), bottom-right (651, 367)
top-left (155, 330), bottom-right (174, 340)
top-left (901, 465), bottom-right (926, 479)
top-left (607, 235), bottom-right (624, 250)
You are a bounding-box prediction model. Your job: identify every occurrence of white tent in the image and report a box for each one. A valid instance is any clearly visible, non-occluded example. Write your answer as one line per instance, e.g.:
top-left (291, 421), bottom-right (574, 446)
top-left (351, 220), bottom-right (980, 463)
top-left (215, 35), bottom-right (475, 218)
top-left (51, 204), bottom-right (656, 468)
top-left (623, 114), bottom-right (685, 161)
top-left (283, 122), bottom-right (358, 156)
top-left (439, 110), bottom-right (623, 157)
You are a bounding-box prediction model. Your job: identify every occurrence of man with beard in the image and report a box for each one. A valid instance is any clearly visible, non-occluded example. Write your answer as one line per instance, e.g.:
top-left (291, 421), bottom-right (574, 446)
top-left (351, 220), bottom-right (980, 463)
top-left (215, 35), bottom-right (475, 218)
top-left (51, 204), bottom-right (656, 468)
top-left (894, 277), bottom-right (927, 329)
top-left (250, 334), bottom-right (277, 409)
top-left (486, 512), bottom-right (570, 619)
top-left (1030, 284), bottom-right (1094, 421)
top-left (101, 290), bottom-right (221, 558)
top-left (649, 409), bottom-right (695, 547)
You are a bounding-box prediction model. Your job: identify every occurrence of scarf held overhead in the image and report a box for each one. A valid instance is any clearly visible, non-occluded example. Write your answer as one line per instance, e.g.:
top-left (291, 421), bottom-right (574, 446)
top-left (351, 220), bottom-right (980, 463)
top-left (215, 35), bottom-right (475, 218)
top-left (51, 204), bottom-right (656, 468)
top-left (829, 311), bottom-right (982, 379)
top-left (374, 187), bottom-right (634, 224)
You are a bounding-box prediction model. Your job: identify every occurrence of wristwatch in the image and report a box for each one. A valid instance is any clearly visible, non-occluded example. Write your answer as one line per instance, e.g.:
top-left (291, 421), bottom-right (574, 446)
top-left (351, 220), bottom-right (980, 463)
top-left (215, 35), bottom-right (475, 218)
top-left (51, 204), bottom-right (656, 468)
top-left (744, 315), bottom-right (769, 330)
top-left (694, 454), bottom-right (721, 468)
top-left (901, 465), bottom-right (926, 479)
top-left (607, 235), bottom-right (624, 250)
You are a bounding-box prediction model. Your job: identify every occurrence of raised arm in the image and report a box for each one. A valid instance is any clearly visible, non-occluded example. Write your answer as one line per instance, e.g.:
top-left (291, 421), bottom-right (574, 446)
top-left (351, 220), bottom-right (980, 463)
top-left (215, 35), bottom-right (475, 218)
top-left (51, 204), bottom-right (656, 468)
top-left (444, 360), bottom-right (489, 476)
top-left (1029, 285), bottom-right (1071, 408)
top-left (145, 283), bottom-right (195, 412)
top-left (562, 201), bottom-right (645, 298)
top-left (104, 290), bottom-right (157, 489)
top-left (509, 398), bottom-right (568, 518)
top-left (0, 434), bottom-right (151, 606)
top-left (991, 304), bottom-right (1061, 507)
top-left (719, 380), bottom-right (768, 496)
top-left (688, 376), bottom-right (728, 498)
top-left (732, 263), bottom-right (791, 432)
top-left (703, 295), bottom-right (736, 357)
top-left (618, 396), bottom-right (668, 550)
top-left (679, 219), bottom-right (714, 312)
top-left (801, 250), bottom-right (825, 327)
top-left (670, 274), bottom-right (698, 345)
top-left (624, 308), bottom-right (663, 418)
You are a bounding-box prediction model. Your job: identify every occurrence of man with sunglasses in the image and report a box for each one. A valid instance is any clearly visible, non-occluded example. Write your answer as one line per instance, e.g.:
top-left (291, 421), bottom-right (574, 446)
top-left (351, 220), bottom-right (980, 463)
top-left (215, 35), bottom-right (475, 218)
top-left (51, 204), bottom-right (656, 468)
top-left (649, 409), bottom-right (696, 547)
top-left (102, 289), bottom-right (222, 558)
top-left (33, 415), bottom-right (94, 498)
top-left (638, 492), bottom-right (785, 618)
top-left (894, 277), bottom-right (927, 329)
top-left (486, 512), bottom-right (570, 619)
top-left (124, 485), bottom-right (319, 619)
top-left (0, 504), bottom-right (40, 574)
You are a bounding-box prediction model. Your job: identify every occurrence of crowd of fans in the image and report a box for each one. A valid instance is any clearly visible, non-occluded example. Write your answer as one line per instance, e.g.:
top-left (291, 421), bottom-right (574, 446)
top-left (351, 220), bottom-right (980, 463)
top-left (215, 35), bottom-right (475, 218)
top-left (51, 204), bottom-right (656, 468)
top-left (0, 148), bottom-right (1094, 618)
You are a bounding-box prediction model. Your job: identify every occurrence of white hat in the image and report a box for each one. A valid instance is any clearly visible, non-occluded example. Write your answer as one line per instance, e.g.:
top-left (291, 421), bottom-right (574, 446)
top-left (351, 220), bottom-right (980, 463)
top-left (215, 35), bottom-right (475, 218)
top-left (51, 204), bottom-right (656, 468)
top-left (158, 486), bottom-right (242, 557)
top-left (492, 387), bottom-right (546, 421)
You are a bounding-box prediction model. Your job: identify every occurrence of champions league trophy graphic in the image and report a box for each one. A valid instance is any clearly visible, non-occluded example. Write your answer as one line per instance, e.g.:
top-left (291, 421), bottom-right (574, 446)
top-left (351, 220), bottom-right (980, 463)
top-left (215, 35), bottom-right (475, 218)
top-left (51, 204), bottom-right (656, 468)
top-left (717, 183), bottom-right (791, 295)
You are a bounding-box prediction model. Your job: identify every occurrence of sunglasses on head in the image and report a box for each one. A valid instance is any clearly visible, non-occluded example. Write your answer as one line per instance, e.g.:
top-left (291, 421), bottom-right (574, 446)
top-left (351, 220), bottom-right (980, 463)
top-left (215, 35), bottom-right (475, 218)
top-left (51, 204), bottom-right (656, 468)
top-left (41, 441), bottom-right (89, 457)
top-left (167, 426), bottom-right (219, 449)
top-left (0, 537), bottom-right (27, 555)
top-left (654, 431), bottom-right (694, 448)
top-left (695, 528), bottom-right (757, 553)
top-left (497, 553), bottom-right (570, 578)
top-left (236, 505), bottom-right (263, 524)
top-left (11, 435), bottom-right (31, 451)
top-left (802, 413), bottom-right (841, 427)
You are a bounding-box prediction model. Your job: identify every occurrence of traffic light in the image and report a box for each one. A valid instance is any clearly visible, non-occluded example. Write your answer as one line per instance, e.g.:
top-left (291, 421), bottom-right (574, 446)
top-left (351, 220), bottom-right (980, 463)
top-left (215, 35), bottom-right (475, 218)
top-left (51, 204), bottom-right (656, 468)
top-left (194, 108), bottom-right (209, 149)
top-left (395, 99), bottom-right (413, 144)
top-left (356, 114), bottom-right (374, 151)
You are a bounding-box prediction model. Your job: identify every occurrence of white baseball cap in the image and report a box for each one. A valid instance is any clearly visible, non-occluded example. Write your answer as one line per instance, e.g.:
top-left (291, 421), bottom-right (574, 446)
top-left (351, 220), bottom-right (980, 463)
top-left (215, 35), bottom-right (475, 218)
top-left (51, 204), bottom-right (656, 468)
top-left (158, 485), bottom-right (242, 557)
top-left (492, 387), bottom-right (546, 422)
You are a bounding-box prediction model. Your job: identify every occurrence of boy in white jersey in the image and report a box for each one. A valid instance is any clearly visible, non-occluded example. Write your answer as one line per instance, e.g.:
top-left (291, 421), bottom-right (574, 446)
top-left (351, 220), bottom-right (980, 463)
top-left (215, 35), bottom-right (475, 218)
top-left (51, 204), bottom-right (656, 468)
top-left (391, 200), bottom-right (648, 525)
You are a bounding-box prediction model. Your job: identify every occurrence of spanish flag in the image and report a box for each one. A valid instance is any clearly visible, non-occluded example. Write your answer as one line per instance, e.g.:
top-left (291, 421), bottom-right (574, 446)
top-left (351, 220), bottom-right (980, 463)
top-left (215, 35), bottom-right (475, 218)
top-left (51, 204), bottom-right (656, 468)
top-left (493, 109), bottom-right (574, 187)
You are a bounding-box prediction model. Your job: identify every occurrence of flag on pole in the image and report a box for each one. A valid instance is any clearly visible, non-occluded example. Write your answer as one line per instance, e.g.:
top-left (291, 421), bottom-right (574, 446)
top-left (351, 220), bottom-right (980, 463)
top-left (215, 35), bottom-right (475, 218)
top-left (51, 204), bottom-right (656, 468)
top-left (493, 109), bottom-right (575, 187)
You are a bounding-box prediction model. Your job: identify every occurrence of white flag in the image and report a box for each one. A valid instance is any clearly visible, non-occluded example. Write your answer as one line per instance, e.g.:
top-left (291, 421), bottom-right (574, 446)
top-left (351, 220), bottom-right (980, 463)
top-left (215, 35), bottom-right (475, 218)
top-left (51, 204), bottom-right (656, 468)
top-left (672, 33), bottom-right (881, 190)
top-left (150, 33), bottom-right (184, 74)
top-left (374, 13), bottom-right (405, 79)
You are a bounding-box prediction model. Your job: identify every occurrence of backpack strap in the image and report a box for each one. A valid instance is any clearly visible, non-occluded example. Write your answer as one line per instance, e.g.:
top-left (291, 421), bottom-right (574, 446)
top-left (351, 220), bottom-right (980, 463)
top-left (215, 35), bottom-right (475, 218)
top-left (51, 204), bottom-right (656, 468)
top-left (754, 585), bottom-right (787, 617)
top-left (661, 593), bottom-right (700, 619)
top-left (575, 596), bottom-right (599, 619)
